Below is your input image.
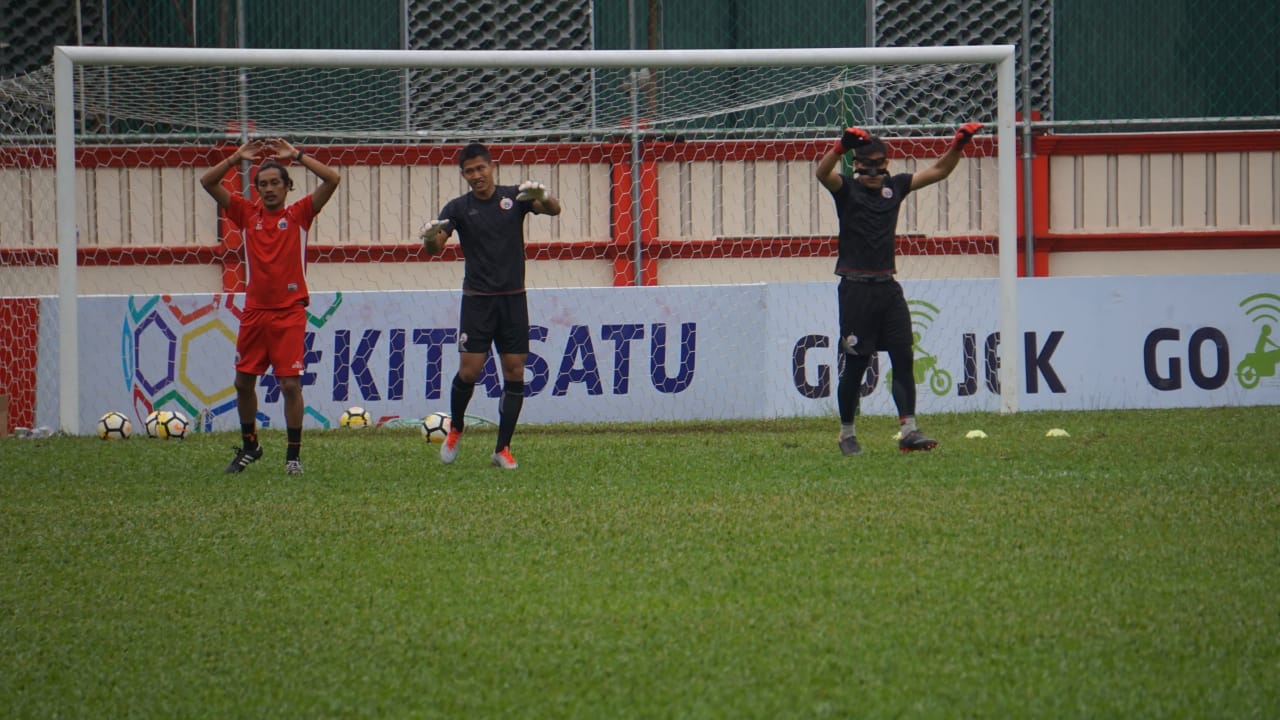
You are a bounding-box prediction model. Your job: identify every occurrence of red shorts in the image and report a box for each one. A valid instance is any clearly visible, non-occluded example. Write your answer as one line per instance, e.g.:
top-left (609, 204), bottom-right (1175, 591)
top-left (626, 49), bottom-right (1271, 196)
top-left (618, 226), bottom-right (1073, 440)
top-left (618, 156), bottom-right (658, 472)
top-left (235, 305), bottom-right (307, 376)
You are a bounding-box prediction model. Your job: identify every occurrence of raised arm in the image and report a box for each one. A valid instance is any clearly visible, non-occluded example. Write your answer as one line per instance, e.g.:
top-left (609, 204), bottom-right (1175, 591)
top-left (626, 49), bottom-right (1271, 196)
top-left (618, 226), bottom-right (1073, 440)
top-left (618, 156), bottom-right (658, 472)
top-left (816, 127), bottom-right (871, 193)
top-left (200, 140), bottom-right (262, 209)
top-left (261, 138), bottom-right (341, 213)
top-left (909, 122), bottom-right (982, 192)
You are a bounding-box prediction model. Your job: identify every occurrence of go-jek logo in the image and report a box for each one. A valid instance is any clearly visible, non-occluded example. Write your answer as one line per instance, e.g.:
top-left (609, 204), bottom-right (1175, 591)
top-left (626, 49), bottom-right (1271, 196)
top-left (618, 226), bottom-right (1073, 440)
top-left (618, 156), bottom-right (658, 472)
top-left (884, 300), bottom-right (953, 396)
top-left (1236, 292), bottom-right (1280, 389)
top-left (792, 299), bottom-right (1065, 400)
top-left (121, 293), bottom-right (343, 430)
top-left (1143, 291), bottom-right (1280, 391)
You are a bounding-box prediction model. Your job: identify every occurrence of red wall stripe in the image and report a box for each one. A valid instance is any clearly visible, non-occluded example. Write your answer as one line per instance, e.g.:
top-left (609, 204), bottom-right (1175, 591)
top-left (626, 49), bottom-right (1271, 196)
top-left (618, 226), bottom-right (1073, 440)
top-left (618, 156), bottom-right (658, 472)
top-left (1034, 130), bottom-right (1280, 156)
top-left (5, 131), bottom-right (1278, 169)
top-left (3, 231), bottom-right (1276, 269)
top-left (0, 143), bottom-right (631, 169)
top-left (0, 298), bottom-right (39, 433)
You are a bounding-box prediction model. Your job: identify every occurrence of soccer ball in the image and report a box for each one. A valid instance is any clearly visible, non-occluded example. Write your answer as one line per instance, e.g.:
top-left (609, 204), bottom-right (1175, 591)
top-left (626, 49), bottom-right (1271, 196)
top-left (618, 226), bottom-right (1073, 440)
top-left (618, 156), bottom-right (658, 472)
top-left (144, 410), bottom-right (165, 438)
top-left (97, 411), bottom-right (132, 440)
top-left (420, 411), bottom-right (451, 443)
top-left (339, 406), bottom-right (372, 429)
top-left (159, 410), bottom-right (190, 440)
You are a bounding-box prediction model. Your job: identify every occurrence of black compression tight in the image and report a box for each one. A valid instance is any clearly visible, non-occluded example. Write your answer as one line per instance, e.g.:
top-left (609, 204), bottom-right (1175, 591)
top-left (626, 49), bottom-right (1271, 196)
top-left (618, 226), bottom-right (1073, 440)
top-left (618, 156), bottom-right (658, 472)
top-left (837, 353), bottom-right (871, 424)
top-left (886, 344), bottom-right (916, 418)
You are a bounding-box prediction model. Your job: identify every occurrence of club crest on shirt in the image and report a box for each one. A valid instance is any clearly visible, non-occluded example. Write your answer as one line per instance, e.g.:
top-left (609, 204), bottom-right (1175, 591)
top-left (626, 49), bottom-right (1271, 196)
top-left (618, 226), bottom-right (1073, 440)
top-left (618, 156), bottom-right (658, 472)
top-left (881, 187), bottom-right (894, 199)
top-left (500, 197), bottom-right (514, 210)
top-left (277, 219), bottom-right (288, 229)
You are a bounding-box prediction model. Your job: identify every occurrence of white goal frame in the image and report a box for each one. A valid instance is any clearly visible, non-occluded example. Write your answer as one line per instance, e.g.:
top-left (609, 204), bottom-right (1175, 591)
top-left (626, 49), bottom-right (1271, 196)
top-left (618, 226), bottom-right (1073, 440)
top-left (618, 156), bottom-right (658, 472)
top-left (53, 44), bottom-right (1019, 432)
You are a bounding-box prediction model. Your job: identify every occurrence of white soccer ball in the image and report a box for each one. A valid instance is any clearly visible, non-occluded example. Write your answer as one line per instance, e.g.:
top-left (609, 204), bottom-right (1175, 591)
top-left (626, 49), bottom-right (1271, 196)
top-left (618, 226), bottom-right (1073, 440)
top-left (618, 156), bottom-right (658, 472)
top-left (339, 406), bottom-right (372, 429)
top-left (420, 411), bottom-right (451, 444)
top-left (159, 410), bottom-right (190, 440)
top-left (97, 411), bottom-right (132, 440)
top-left (144, 410), bottom-right (165, 438)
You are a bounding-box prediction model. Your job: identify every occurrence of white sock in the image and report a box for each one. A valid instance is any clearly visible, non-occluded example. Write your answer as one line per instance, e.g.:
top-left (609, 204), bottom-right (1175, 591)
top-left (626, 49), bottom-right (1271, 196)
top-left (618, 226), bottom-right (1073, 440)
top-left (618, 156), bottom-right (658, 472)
top-left (841, 422), bottom-right (856, 439)
top-left (900, 416), bottom-right (917, 434)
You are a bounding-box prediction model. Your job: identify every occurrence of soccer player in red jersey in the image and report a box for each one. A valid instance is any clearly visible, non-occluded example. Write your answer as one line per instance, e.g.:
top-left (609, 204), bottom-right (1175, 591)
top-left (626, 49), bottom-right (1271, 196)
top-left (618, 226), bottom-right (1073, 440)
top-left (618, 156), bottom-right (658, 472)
top-left (201, 137), bottom-right (341, 475)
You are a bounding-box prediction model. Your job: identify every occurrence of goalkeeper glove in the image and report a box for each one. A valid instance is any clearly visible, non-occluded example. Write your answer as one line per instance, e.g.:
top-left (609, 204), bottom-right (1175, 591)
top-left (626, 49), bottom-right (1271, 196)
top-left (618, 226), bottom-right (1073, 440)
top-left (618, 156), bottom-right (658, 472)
top-left (952, 122), bottom-right (983, 151)
top-left (418, 219), bottom-right (451, 252)
top-left (516, 180), bottom-right (547, 202)
top-left (836, 127), bottom-right (871, 154)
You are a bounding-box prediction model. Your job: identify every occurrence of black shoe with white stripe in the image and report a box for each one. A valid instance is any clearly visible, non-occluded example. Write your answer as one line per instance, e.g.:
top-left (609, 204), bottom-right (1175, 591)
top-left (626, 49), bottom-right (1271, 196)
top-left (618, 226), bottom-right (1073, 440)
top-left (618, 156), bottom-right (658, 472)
top-left (225, 444), bottom-right (263, 473)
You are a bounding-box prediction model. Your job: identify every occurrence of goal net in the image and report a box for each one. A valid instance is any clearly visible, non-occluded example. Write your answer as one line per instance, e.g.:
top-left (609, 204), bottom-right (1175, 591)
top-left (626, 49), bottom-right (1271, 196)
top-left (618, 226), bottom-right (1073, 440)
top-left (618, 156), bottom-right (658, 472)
top-left (1, 46), bottom-right (1015, 434)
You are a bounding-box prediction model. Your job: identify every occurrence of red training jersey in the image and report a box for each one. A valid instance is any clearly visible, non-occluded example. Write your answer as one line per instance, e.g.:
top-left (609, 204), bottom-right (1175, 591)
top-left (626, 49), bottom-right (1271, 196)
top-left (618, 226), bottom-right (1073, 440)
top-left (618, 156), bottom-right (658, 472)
top-left (224, 193), bottom-right (316, 310)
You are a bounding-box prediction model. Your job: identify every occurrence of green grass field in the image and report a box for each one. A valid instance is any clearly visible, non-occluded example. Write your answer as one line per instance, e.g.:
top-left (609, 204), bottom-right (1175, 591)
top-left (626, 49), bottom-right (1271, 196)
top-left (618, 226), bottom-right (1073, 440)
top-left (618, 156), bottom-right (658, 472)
top-left (2, 407), bottom-right (1278, 718)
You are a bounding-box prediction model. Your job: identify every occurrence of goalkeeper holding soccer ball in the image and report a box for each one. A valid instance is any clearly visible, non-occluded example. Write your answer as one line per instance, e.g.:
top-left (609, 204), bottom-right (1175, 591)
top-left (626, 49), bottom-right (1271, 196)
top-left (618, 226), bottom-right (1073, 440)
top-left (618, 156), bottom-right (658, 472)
top-left (419, 143), bottom-right (561, 470)
top-left (816, 122), bottom-right (982, 456)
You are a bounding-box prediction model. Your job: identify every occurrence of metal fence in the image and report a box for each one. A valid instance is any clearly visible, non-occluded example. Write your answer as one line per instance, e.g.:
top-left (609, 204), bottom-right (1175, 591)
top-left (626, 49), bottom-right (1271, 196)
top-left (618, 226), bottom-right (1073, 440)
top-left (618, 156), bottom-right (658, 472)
top-left (1052, 0), bottom-right (1279, 126)
top-left (2, 0), bottom-right (1277, 129)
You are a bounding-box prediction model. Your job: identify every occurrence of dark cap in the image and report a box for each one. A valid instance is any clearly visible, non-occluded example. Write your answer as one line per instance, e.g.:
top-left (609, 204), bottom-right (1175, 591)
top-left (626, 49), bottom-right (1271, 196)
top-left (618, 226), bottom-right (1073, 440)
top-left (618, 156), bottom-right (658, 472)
top-left (853, 136), bottom-right (888, 160)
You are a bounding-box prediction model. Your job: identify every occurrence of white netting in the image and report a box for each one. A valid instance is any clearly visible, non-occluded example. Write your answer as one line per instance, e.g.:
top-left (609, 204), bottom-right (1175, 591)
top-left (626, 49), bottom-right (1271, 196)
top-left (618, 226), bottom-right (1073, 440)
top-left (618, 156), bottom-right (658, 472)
top-left (4, 61), bottom-right (995, 139)
top-left (0, 49), bottom-right (1011, 433)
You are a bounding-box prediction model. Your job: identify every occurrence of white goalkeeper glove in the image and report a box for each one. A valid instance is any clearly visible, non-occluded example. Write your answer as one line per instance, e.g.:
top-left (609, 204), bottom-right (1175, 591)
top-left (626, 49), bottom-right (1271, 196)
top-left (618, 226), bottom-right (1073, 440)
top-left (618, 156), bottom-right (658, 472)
top-left (418, 219), bottom-right (451, 250)
top-left (516, 180), bottom-right (547, 202)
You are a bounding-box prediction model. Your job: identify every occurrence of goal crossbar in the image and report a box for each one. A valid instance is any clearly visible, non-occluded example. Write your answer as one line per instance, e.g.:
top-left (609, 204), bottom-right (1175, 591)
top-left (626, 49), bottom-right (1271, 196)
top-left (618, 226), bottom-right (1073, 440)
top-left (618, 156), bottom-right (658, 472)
top-left (56, 45), bottom-right (1016, 70)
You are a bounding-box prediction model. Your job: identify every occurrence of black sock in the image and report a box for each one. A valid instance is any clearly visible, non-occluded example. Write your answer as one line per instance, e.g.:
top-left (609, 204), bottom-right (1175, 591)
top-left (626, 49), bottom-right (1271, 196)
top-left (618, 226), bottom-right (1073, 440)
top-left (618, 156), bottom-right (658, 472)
top-left (241, 422), bottom-right (258, 449)
top-left (496, 380), bottom-right (525, 451)
top-left (450, 375), bottom-right (475, 432)
top-left (286, 427), bottom-right (301, 461)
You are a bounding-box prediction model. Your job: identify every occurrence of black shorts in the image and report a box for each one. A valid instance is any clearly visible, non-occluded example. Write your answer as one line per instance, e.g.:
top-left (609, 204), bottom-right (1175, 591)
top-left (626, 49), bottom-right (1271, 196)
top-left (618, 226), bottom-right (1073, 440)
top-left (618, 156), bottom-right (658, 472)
top-left (458, 293), bottom-right (530, 354)
top-left (837, 277), bottom-right (911, 355)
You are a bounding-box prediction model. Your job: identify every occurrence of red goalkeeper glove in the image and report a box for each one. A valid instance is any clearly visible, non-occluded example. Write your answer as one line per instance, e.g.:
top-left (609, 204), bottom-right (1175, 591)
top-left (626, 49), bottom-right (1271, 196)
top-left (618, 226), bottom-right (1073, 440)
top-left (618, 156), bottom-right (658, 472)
top-left (952, 122), bottom-right (983, 151)
top-left (834, 127), bottom-right (871, 154)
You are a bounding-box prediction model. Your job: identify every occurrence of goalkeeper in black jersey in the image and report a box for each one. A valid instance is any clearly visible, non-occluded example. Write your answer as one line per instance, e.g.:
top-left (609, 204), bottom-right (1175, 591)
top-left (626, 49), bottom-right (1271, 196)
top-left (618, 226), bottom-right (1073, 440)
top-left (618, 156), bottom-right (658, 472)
top-left (815, 123), bottom-right (982, 456)
top-left (419, 143), bottom-right (562, 470)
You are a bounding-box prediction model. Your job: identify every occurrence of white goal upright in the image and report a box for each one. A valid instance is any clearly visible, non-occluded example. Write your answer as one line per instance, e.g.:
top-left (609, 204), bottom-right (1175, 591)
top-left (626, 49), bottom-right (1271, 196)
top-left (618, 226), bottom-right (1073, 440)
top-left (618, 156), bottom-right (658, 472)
top-left (32, 45), bottom-right (1016, 433)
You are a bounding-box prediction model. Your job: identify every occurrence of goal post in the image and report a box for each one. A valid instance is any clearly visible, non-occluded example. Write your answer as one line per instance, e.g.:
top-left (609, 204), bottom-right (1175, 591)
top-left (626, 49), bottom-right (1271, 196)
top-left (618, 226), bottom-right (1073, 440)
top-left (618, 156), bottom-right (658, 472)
top-left (41, 44), bottom-right (1017, 433)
